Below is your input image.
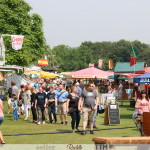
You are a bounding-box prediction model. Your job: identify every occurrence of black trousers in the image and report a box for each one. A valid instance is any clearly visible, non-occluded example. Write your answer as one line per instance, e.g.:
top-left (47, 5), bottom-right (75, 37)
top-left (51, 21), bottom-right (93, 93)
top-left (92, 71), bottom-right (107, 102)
top-left (70, 110), bottom-right (80, 130)
top-left (31, 106), bottom-right (37, 121)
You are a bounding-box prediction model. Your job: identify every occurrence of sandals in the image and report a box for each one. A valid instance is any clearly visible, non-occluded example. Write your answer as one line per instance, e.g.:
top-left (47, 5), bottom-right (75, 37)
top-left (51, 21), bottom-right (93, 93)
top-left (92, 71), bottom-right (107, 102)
top-left (1, 141), bottom-right (5, 144)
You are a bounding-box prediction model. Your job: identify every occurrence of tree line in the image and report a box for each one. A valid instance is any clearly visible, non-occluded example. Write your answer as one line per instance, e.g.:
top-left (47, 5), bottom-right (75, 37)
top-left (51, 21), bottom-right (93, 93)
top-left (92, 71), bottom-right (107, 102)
top-left (51, 40), bottom-right (150, 72)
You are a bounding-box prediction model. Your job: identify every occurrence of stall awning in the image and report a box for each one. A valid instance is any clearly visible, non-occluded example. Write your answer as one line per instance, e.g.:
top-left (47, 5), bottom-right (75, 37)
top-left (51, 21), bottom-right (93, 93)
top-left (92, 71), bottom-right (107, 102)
top-left (126, 74), bottom-right (142, 78)
top-left (66, 66), bottom-right (114, 79)
top-left (134, 72), bottom-right (150, 83)
top-left (114, 62), bottom-right (145, 73)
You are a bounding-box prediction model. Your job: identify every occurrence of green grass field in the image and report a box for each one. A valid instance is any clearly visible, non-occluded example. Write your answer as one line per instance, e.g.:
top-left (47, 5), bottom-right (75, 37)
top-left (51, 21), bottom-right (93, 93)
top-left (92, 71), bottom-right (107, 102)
top-left (1, 100), bottom-right (140, 144)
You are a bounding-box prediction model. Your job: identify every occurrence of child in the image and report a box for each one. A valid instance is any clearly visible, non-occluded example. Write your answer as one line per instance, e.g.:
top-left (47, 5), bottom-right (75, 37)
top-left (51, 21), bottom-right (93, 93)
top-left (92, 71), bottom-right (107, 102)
top-left (13, 95), bottom-right (19, 121)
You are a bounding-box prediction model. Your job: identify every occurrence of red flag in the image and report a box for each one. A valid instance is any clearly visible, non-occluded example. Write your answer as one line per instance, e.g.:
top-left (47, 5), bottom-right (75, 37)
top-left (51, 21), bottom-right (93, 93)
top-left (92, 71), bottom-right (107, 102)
top-left (130, 47), bottom-right (137, 66)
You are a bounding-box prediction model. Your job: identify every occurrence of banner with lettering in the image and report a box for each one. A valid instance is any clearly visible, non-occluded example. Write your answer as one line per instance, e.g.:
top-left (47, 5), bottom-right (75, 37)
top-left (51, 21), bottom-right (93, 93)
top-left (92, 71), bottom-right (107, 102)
top-left (11, 35), bottom-right (24, 50)
top-left (134, 78), bottom-right (150, 83)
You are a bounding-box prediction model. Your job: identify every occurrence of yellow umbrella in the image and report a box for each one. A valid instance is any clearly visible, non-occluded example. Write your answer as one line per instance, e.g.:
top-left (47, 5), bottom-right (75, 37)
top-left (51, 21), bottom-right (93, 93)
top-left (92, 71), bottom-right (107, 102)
top-left (40, 71), bottom-right (56, 79)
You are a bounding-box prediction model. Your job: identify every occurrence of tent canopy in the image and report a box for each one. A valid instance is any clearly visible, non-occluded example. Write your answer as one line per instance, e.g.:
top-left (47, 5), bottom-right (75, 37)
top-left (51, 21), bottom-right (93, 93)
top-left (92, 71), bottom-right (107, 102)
top-left (66, 66), bottom-right (114, 79)
top-left (125, 74), bottom-right (142, 78)
top-left (114, 62), bottom-right (145, 73)
top-left (134, 72), bottom-right (150, 83)
top-left (40, 71), bottom-right (56, 79)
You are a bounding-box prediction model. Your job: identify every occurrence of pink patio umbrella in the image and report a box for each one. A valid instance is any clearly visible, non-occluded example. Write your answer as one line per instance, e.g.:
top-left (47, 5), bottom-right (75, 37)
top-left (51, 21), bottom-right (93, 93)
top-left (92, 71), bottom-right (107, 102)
top-left (65, 66), bottom-right (114, 79)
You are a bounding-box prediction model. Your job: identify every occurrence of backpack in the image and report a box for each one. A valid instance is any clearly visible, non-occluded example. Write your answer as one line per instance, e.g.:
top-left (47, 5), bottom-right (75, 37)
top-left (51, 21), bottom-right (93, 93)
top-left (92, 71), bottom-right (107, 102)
top-left (8, 88), bottom-right (13, 98)
top-left (97, 104), bottom-right (105, 114)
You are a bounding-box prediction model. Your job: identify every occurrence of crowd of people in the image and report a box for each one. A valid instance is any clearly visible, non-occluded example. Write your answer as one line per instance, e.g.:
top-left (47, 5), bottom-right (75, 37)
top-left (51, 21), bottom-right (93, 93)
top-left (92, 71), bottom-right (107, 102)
top-left (0, 76), bottom-right (149, 143)
top-left (7, 78), bottom-right (99, 135)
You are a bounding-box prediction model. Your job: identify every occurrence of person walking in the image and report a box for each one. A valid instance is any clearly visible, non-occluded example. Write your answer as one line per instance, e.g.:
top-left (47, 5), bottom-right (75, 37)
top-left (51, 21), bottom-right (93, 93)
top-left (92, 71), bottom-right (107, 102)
top-left (78, 83), bottom-right (99, 135)
top-left (55, 84), bottom-right (69, 125)
top-left (12, 95), bottom-right (19, 121)
top-left (22, 86), bottom-right (31, 120)
top-left (0, 98), bottom-right (5, 144)
top-left (30, 87), bottom-right (37, 123)
top-left (18, 85), bottom-right (24, 115)
top-left (75, 82), bottom-right (82, 97)
top-left (79, 80), bottom-right (84, 91)
top-left (47, 86), bottom-right (57, 123)
top-left (68, 86), bottom-right (81, 133)
top-left (35, 86), bottom-right (47, 125)
top-left (118, 81), bottom-right (123, 106)
top-left (11, 81), bottom-right (19, 96)
top-left (7, 87), bottom-right (13, 114)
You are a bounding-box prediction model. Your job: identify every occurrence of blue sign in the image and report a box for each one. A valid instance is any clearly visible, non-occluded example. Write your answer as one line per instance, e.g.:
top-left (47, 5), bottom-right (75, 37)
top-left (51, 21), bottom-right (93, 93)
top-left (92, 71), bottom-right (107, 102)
top-left (134, 72), bottom-right (150, 83)
top-left (134, 78), bottom-right (150, 83)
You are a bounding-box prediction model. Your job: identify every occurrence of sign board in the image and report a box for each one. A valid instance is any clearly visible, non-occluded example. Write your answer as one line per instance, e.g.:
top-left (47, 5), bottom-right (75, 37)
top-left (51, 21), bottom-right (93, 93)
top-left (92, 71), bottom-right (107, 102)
top-left (108, 103), bottom-right (120, 125)
top-left (11, 35), bottom-right (24, 50)
top-left (134, 78), bottom-right (150, 83)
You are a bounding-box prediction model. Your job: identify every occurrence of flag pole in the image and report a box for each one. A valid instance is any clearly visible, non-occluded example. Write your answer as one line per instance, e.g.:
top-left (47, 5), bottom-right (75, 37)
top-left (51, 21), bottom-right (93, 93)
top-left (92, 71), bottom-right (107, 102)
top-left (131, 44), bottom-right (136, 73)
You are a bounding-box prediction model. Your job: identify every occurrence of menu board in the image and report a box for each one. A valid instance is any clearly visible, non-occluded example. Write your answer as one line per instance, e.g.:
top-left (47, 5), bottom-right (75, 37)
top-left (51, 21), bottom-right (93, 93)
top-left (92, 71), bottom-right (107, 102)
top-left (108, 103), bottom-right (120, 125)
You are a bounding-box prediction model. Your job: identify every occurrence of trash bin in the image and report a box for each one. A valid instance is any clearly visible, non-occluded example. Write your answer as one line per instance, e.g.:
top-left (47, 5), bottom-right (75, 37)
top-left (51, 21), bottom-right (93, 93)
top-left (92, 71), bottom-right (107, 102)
top-left (130, 100), bottom-right (135, 107)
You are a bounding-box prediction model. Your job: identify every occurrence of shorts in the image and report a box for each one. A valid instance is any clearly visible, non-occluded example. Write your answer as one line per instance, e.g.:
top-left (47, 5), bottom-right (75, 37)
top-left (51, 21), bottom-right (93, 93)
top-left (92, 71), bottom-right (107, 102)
top-left (8, 99), bottom-right (12, 105)
top-left (0, 117), bottom-right (4, 125)
top-left (82, 107), bottom-right (95, 123)
top-left (58, 102), bottom-right (67, 115)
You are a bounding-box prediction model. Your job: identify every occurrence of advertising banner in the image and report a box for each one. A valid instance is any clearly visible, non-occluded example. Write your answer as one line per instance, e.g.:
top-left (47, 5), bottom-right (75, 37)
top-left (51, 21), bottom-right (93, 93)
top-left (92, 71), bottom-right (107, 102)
top-left (11, 35), bottom-right (24, 50)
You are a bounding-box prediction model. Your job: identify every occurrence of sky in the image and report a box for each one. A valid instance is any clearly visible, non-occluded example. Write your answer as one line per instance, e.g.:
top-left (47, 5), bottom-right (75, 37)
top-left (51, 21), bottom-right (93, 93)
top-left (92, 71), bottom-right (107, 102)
top-left (25, 0), bottom-right (150, 48)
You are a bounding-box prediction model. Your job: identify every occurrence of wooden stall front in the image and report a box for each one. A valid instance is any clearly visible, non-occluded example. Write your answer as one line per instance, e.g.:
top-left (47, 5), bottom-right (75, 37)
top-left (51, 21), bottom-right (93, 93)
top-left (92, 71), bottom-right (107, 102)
top-left (92, 137), bottom-right (150, 144)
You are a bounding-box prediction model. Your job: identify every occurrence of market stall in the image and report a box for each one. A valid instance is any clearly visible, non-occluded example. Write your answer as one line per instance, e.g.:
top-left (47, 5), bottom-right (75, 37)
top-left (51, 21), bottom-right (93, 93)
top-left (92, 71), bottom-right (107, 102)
top-left (134, 72), bottom-right (150, 95)
top-left (65, 66), bottom-right (114, 92)
top-left (65, 66), bottom-right (113, 79)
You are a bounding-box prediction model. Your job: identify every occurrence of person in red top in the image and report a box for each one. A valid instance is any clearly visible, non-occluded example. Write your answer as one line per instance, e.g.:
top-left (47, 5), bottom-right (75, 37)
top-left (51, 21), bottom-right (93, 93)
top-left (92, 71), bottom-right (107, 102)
top-left (0, 99), bottom-right (5, 144)
top-left (135, 90), bottom-right (150, 115)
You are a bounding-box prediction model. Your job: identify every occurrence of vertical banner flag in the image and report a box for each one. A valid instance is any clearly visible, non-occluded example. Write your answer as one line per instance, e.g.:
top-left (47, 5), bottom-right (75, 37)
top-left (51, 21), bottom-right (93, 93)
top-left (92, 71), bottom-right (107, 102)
top-left (11, 35), bottom-right (24, 50)
top-left (98, 59), bottom-right (103, 68)
top-left (109, 59), bottom-right (113, 69)
top-left (130, 47), bottom-right (137, 66)
top-left (0, 37), bottom-right (5, 65)
top-left (0, 37), bottom-right (5, 57)
top-left (38, 59), bottom-right (48, 66)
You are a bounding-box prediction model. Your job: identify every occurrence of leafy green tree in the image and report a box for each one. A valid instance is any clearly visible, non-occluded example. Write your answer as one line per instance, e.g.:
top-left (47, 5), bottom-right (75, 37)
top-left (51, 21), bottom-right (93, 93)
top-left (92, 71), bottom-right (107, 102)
top-left (138, 49), bottom-right (150, 66)
top-left (52, 40), bottom-right (150, 72)
top-left (0, 0), bottom-right (49, 66)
